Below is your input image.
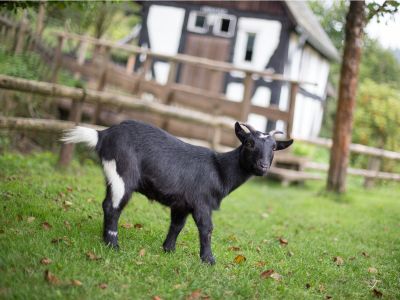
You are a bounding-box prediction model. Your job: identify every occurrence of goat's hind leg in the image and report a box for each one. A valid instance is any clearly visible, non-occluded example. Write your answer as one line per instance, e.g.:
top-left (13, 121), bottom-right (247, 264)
top-left (102, 159), bottom-right (135, 249)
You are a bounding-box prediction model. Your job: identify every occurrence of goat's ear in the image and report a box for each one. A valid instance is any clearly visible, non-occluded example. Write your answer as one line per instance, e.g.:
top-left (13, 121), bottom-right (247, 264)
top-left (234, 122), bottom-right (247, 143)
top-left (274, 139), bottom-right (293, 151)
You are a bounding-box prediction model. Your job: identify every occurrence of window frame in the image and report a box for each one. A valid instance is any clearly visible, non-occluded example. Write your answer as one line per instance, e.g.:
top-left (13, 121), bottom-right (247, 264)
top-left (187, 11), bottom-right (209, 34)
top-left (213, 14), bottom-right (237, 38)
top-left (244, 32), bottom-right (256, 62)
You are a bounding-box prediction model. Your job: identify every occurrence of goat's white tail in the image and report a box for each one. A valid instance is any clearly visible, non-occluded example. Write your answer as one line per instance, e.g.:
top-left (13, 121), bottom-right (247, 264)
top-left (60, 126), bottom-right (98, 148)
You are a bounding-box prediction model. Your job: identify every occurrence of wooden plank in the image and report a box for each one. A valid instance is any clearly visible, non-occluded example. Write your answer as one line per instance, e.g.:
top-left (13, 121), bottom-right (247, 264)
top-left (0, 74), bottom-right (235, 130)
top-left (54, 31), bottom-right (315, 85)
top-left (240, 72), bottom-right (254, 122)
top-left (363, 157), bottom-right (381, 188)
top-left (92, 45), bottom-right (111, 123)
top-left (286, 82), bottom-right (298, 138)
top-left (0, 116), bottom-right (104, 132)
top-left (295, 136), bottom-right (400, 161)
top-left (250, 104), bottom-right (290, 122)
top-left (305, 161), bottom-right (400, 181)
top-left (50, 35), bottom-right (64, 83)
top-left (14, 17), bottom-right (27, 54)
top-left (58, 99), bottom-right (84, 167)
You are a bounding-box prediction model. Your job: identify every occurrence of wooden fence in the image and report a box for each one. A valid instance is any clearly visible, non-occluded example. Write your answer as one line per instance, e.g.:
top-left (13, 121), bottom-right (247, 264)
top-left (0, 74), bottom-right (399, 183)
top-left (1, 15), bottom-right (399, 185)
top-left (0, 14), bottom-right (313, 148)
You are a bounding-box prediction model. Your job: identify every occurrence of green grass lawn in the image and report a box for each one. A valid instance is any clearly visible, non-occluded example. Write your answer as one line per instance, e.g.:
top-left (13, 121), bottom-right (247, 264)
top-left (0, 152), bottom-right (399, 299)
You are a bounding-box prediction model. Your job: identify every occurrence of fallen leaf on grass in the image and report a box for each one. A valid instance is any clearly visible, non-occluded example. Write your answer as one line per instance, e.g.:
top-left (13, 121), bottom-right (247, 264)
top-left (287, 251), bottom-right (294, 257)
top-left (333, 256), bottom-right (344, 266)
top-left (325, 296), bottom-right (332, 300)
top-left (362, 251), bottom-right (369, 258)
top-left (260, 269), bottom-right (275, 278)
top-left (86, 251), bottom-right (101, 261)
top-left (51, 236), bottom-right (71, 245)
top-left (66, 186), bottom-right (73, 193)
top-left (372, 289), bottom-right (383, 298)
top-left (121, 223), bottom-right (133, 229)
top-left (44, 270), bottom-right (60, 285)
top-left (153, 296), bottom-right (163, 300)
top-left (71, 279), bottom-right (82, 286)
top-left (99, 283), bottom-right (108, 289)
top-left (260, 269), bottom-right (282, 281)
top-left (42, 222), bottom-right (52, 230)
top-left (139, 248), bottom-right (146, 257)
top-left (261, 213), bottom-right (269, 219)
top-left (27, 217), bottom-right (35, 223)
top-left (255, 261), bottom-right (266, 267)
top-left (233, 254), bottom-right (246, 263)
top-left (279, 237), bottom-right (288, 246)
top-left (318, 284), bottom-right (326, 292)
top-left (228, 246), bottom-right (240, 251)
top-left (270, 272), bottom-right (283, 281)
top-left (186, 289), bottom-right (202, 300)
top-left (368, 267), bottom-right (378, 274)
top-left (40, 257), bottom-right (52, 265)
top-left (134, 223), bottom-right (143, 229)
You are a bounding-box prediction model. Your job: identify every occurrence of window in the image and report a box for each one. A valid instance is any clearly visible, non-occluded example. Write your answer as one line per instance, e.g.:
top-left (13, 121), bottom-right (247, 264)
top-left (213, 14), bottom-right (236, 37)
top-left (188, 11), bottom-right (209, 33)
top-left (244, 33), bottom-right (256, 62)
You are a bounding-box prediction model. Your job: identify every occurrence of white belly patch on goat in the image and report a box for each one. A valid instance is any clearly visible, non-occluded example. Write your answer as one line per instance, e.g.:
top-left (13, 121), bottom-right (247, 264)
top-left (102, 159), bottom-right (125, 208)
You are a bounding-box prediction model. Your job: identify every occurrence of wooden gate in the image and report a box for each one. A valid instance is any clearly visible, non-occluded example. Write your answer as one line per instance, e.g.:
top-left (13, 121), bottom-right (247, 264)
top-left (180, 34), bottom-right (230, 93)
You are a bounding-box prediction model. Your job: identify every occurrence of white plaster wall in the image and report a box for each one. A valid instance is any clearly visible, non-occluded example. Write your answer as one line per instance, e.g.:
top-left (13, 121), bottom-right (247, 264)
top-left (232, 18), bottom-right (282, 74)
top-left (147, 5), bottom-right (185, 84)
top-left (279, 34), bottom-right (330, 138)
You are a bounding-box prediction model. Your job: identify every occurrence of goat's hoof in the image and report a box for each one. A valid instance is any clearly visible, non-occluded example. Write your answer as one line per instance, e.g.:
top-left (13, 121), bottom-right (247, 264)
top-left (201, 255), bottom-right (216, 265)
top-left (162, 243), bottom-right (176, 252)
top-left (104, 238), bottom-right (119, 250)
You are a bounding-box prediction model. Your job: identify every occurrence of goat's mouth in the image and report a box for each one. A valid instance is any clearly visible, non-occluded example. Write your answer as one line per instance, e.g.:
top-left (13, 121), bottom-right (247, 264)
top-left (255, 162), bottom-right (269, 175)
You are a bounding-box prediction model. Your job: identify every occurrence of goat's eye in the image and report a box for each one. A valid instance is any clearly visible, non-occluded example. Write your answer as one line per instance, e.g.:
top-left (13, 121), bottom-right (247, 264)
top-left (245, 141), bottom-right (254, 148)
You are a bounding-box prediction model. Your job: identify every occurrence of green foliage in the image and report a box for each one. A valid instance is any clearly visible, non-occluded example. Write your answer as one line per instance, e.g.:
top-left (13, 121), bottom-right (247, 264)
top-left (354, 79), bottom-right (400, 149)
top-left (360, 38), bottom-right (400, 88)
top-left (45, 1), bottom-right (141, 39)
top-left (0, 47), bottom-right (43, 80)
top-left (310, 1), bottom-right (400, 151)
top-left (1, 152), bottom-right (400, 298)
top-left (308, 1), bottom-right (348, 53)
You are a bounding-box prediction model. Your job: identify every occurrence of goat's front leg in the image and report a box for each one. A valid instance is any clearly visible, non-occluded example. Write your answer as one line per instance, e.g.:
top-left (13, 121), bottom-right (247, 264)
top-left (193, 207), bottom-right (215, 265)
top-left (163, 208), bottom-right (188, 252)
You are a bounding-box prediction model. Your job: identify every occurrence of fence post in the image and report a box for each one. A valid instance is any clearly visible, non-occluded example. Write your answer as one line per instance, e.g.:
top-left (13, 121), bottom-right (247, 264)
top-left (240, 72), bottom-right (254, 122)
top-left (125, 54), bottom-right (136, 75)
top-left (92, 45), bottom-right (110, 124)
top-left (35, 1), bottom-right (46, 38)
top-left (161, 61), bottom-right (177, 130)
top-left (57, 97), bottom-right (84, 167)
top-left (133, 54), bottom-right (152, 95)
top-left (7, 23), bottom-right (17, 52)
top-left (50, 35), bottom-right (65, 83)
top-left (29, 1), bottom-right (46, 51)
top-left (74, 38), bottom-right (88, 80)
top-left (13, 16), bottom-right (27, 55)
top-left (286, 82), bottom-right (298, 138)
top-left (211, 125), bottom-right (221, 150)
top-left (363, 156), bottom-right (381, 188)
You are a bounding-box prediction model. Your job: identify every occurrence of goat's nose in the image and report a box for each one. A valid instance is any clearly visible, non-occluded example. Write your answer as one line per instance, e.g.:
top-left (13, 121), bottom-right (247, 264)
top-left (260, 163), bottom-right (268, 169)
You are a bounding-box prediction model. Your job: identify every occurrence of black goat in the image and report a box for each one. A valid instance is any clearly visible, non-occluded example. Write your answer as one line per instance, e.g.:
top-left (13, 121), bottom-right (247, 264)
top-left (61, 120), bottom-right (293, 264)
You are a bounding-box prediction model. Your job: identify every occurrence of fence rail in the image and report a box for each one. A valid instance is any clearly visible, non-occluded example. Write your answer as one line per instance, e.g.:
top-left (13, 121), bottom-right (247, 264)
top-left (0, 14), bottom-right (304, 140)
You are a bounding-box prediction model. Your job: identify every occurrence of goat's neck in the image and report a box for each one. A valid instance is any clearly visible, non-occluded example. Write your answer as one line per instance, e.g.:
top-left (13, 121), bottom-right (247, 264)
top-left (216, 146), bottom-right (252, 196)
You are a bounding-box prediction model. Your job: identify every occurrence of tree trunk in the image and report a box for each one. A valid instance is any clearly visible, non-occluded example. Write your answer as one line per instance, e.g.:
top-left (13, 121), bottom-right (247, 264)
top-left (327, 1), bottom-right (365, 193)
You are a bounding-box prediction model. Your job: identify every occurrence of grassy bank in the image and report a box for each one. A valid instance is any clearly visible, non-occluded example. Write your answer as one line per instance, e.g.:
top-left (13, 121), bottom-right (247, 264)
top-left (0, 152), bottom-right (399, 299)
